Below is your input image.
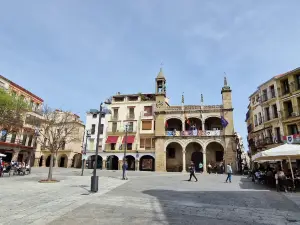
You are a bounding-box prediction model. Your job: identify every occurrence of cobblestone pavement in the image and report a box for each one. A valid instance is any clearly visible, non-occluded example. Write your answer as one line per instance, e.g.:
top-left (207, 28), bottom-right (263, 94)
top-left (1, 168), bottom-right (300, 225)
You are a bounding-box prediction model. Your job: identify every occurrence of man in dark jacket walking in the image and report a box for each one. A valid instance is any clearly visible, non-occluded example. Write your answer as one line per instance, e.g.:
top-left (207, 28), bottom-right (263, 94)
top-left (188, 161), bottom-right (198, 182)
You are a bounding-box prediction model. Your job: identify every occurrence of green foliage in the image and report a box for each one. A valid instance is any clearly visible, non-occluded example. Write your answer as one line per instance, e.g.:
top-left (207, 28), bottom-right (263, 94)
top-left (0, 88), bottom-right (31, 134)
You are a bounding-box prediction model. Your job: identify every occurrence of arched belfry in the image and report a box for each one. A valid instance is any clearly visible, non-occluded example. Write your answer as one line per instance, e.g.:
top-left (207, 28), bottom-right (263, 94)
top-left (155, 68), bottom-right (166, 95)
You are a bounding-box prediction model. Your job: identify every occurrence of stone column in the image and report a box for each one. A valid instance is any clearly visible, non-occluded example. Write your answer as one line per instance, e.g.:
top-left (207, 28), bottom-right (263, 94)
top-left (182, 119), bottom-right (185, 132)
top-left (118, 160), bottom-right (123, 170)
top-left (182, 151), bottom-right (186, 172)
top-left (67, 159), bottom-right (72, 168)
top-left (34, 158), bottom-right (40, 167)
top-left (12, 150), bottom-right (20, 161)
top-left (102, 160), bottom-right (107, 170)
top-left (202, 120), bottom-right (205, 131)
top-left (42, 156), bottom-right (46, 167)
top-left (203, 151), bottom-right (207, 173)
top-left (136, 160), bottom-right (140, 171)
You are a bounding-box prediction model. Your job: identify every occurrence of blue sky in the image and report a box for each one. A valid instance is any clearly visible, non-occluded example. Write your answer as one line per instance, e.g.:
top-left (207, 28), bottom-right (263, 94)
top-left (1, 1), bottom-right (300, 148)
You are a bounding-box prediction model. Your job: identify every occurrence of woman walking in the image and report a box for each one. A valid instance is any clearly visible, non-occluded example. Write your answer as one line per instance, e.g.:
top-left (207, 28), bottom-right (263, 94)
top-left (188, 161), bottom-right (198, 182)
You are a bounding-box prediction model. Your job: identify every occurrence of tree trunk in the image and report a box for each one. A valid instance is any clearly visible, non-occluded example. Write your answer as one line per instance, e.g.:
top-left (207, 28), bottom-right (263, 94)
top-left (47, 153), bottom-right (54, 180)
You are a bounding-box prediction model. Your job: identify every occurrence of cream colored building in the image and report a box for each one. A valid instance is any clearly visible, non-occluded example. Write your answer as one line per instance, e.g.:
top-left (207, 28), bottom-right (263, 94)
top-left (97, 93), bottom-right (156, 171)
top-left (34, 112), bottom-right (85, 168)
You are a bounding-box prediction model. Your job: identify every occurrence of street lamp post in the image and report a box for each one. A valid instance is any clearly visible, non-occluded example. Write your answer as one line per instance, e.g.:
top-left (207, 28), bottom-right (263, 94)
top-left (90, 100), bottom-right (111, 192)
top-left (122, 123), bottom-right (129, 180)
top-left (91, 103), bottom-right (103, 192)
top-left (81, 130), bottom-right (91, 176)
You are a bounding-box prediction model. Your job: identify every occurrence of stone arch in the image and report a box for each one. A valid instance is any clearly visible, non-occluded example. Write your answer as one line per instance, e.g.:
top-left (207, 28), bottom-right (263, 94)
top-left (72, 153), bottom-right (82, 168)
top-left (206, 141), bottom-right (225, 171)
top-left (45, 155), bottom-right (54, 167)
top-left (139, 155), bottom-right (155, 171)
top-left (204, 116), bottom-right (223, 130)
top-left (126, 155), bottom-right (135, 171)
top-left (107, 155), bottom-right (119, 170)
top-left (166, 142), bottom-right (183, 172)
top-left (185, 117), bottom-right (203, 131)
top-left (165, 118), bottom-right (183, 135)
top-left (39, 155), bottom-right (44, 167)
top-left (165, 115), bottom-right (183, 121)
top-left (164, 139), bottom-right (184, 151)
top-left (87, 155), bottom-right (102, 169)
top-left (185, 142), bottom-right (204, 172)
top-left (58, 154), bottom-right (68, 168)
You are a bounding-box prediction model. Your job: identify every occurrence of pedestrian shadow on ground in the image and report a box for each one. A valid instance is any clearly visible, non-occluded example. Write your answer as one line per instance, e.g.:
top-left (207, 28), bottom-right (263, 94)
top-left (142, 189), bottom-right (300, 225)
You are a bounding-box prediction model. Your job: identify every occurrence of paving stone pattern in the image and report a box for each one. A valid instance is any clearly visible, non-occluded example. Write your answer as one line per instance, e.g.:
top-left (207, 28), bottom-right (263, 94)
top-left (1, 168), bottom-right (300, 225)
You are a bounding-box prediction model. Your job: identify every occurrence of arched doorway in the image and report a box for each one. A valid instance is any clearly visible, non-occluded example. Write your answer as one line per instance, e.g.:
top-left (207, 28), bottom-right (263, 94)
top-left (58, 154), bottom-right (68, 168)
top-left (165, 118), bottom-right (182, 136)
top-left (185, 117), bottom-right (202, 131)
top-left (88, 155), bottom-right (103, 169)
top-left (126, 155), bottom-right (135, 171)
top-left (107, 155), bottom-right (119, 170)
top-left (185, 142), bottom-right (203, 172)
top-left (45, 155), bottom-right (54, 167)
top-left (39, 156), bottom-right (43, 167)
top-left (206, 142), bottom-right (224, 163)
top-left (72, 153), bottom-right (82, 168)
top-left (166, 142), bottom-right (183, 172)
top-left (205, 117), bottom-right (222, 131)
top-left (139, 155), bottom-right (155, 171)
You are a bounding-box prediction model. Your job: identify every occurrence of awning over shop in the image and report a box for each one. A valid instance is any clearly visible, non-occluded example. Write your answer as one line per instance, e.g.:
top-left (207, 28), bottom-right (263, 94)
top-left (106, 136), bottom-right (119, 144)
top-left (122, 135), bottom-right (135, 144)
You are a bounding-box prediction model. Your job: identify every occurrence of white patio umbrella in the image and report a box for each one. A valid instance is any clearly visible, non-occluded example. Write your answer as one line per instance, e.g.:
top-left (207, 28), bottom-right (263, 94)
top-left (252, 144), bottom-right (300, 188)
top-left (0, 153), bottom-right (6, 157)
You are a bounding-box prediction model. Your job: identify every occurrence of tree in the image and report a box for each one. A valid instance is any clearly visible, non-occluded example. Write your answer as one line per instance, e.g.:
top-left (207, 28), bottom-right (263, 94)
top-left (34, 106), bottom-right (81, 181)
top-left (0, 88), bottom-right (30, 139)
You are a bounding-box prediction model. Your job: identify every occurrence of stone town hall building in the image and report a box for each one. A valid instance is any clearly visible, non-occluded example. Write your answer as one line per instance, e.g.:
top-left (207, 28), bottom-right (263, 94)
top-left (94, 68), bottom-right (237, 172)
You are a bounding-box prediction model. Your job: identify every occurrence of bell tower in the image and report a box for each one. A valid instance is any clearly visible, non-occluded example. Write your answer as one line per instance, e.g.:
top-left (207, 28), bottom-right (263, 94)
top-left (154, 67), bottom-right (167, 172)
top-left (155, 68), bottom-right (167, 110)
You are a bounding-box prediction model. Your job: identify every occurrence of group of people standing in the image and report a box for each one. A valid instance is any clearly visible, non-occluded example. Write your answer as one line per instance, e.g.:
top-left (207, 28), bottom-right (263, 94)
top-left (188, 161), bottom-right (233, 183)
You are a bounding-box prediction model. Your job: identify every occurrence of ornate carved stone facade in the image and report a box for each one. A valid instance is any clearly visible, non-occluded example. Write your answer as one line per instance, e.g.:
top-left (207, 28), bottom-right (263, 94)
top-left (154, 69), bottom-right (237, 172)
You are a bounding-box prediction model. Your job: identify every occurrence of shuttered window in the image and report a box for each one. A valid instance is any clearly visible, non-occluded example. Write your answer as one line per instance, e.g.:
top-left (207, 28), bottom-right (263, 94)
top-left (142, 120), bottom-right (152, 130)
top-left (145, 138), bottom-right (151, 149)
top-left (140, 138), bottom-right (145, 148)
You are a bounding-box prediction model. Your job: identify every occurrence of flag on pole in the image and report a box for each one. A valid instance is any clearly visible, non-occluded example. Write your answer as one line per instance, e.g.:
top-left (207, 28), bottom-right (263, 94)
top-left (181, 92), bottom-right (184, 104)
top-left (201, 94), bottom-right (204, 103)
top-left (221, 116), bottom-right (229, 128)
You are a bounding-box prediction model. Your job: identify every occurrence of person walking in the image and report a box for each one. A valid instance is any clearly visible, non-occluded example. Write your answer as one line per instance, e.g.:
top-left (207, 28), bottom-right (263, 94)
top-left (225, 163), bottom-right (233, 183)
top-left (207, 163), bottom-right (212, 174)
top-left (188, 161), bottom-right (198, 182)
top-left (122, 160), bottom-right (128, 180)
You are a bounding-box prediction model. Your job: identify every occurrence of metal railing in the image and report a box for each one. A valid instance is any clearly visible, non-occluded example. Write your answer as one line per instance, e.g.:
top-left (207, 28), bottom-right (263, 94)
top-left (165, 130), bottom-right (224, 137)
top-left (126, 113), bottom-right (135, 120)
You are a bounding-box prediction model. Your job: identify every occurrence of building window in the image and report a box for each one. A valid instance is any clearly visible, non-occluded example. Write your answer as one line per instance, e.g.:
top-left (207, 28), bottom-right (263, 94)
top-left (254, 115), bottom-right (258, 126)
top-left (275, 127), bottom-right (281, 142)
top-left (288, 124), bottom-right (298, 135)
top-left (113, 108), bottom-right (119, 119)
top-left (142, 120), bottom-right (152, 130)
top-left (265, 107), bottom-right (270, 121)
top-left (284, 101), bottom-right (293, 117)
top-left (111, 143), bottom-right (116, 150)
top-left (22, 134), bottom-right (27, 145)
top-left (28, 135), bottom-right (33, 147)
top-left (262, 89), bottom-right (268, 102)
top-left (296, 74), bottom-right (300, 90)
top-left (99, 124), bottom-right (104, 134)
top-left (282, 79), bottom-right (290, 95)
top-left (127, 143), bottom-right (132, 150)
top-left (11, 133), bottom-right (16, 143)
top-left (128, 107), bottom-right (135, 119)
top-left (92, 114), bottom-right (97, 118)
top-left (258, 113), bottom-right (262, 124)
top-left (61, 140), bottom-right (66, 150)
top-left (0, 130), bottom-right (7, 142)
top-left (140, 138), bottom-right (145, 148)
top-left (270, 85), bottom-right (275, 98)
top-left (89, 139), bottom-right (94, 150)
top-left (273, 104), bottom-right (278, 118)
top-left (127, 122), bottom-right (134, 132)
top-left (167, 148), bottom-right (175, 158)
top-left (144, 106), bottom-right (153, 116)
top-left (112, 122), bottom-right (117, 132)
top-left (91, 124), bottom-right (96, 134)
top-left (145, 138), bottom-right (151, 149)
